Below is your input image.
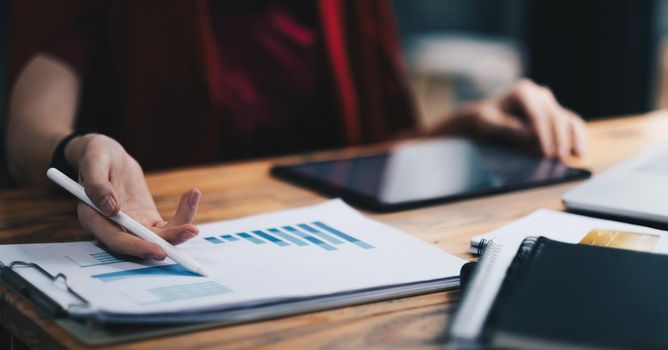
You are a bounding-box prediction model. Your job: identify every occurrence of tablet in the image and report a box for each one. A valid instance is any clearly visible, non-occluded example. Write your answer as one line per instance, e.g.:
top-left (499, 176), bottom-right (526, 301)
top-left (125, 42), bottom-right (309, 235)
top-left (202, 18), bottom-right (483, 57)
top-left (271, 138), bottom-right (591, 212)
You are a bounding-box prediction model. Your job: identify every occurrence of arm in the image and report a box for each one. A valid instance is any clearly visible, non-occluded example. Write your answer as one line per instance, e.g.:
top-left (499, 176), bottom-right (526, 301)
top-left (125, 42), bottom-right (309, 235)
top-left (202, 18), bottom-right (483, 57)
top-left (7, 54), bottom-right (200, 259)
top-left (7, 55), bottom-right (79, 184)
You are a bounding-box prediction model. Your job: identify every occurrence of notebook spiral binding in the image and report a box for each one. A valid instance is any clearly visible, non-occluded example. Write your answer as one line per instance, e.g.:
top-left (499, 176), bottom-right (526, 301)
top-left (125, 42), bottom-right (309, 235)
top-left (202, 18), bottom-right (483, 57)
top-left (476, 239), bottom-right (491, 255)
top-left (4, 260), bottom-right (91, 314)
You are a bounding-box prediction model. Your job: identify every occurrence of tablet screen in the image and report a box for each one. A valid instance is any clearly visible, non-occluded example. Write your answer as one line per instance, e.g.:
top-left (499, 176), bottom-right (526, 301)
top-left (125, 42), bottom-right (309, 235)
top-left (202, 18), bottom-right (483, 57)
top-left (272, 138), bottom-right (591, 211)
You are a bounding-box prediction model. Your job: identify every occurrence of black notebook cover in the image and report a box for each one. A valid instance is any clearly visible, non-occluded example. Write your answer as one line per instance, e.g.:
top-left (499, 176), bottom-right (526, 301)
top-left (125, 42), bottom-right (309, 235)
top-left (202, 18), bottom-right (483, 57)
top-left (485, 237), bottom-right (668, 350)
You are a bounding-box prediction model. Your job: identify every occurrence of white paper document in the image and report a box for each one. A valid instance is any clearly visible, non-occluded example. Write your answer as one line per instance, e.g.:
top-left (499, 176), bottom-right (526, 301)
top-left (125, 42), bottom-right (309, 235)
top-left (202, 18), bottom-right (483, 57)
top-left (470, 208), bottom-right (668, 254)
top-left (0, 199), bottom-right (464, 322)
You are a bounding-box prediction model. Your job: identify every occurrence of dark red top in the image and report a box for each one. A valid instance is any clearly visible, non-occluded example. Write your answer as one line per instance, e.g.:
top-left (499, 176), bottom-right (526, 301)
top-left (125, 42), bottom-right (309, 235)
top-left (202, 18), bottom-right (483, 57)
top-left (9, 0), bottom-right (417, 170)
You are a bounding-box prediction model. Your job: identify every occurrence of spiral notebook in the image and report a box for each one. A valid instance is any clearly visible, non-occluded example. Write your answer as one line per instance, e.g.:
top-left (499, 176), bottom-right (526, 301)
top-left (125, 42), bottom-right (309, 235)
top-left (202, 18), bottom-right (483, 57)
top-left (0, 200), bottom-right (464, 344)
top-left (450, 209), bottom-right (668, 348)
top-left (452, 236), bottom-right (668, 349)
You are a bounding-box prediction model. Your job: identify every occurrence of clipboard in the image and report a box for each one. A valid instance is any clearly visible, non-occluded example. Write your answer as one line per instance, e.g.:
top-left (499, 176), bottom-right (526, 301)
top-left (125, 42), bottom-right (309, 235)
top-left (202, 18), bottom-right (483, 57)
top-left (1, 260), bottom-right (458, 346)
top-left (0, 200), bottom-right (465, 346)
top-left (0, 261), bottom-right (238, 346)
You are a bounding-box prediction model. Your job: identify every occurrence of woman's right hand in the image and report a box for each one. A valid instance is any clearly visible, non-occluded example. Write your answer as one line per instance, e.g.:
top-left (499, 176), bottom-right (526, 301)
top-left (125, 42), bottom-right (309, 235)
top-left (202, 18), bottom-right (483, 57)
top-left (64, 134), bottom-right (201, 260)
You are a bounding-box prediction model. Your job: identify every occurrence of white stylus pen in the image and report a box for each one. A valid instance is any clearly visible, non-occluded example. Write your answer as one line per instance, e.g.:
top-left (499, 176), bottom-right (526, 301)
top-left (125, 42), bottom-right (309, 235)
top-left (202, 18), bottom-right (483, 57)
top-left (47, 167), bottom-right (207, 277)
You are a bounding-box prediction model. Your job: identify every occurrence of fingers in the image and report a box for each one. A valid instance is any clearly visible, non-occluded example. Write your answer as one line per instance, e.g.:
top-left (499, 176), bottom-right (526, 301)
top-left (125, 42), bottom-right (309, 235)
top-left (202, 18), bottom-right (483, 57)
top-left (79, 151), bottom-right (120, 216)
top-left (542, 89), bottom-right (588, 159)
top-left (147, 189), bottom-right (201, 245)
top-left (167, 189), bottom-right (200, 227)
top-left (567, 109), bottom-right (588, 156)
top-left (156, 224), bottom-right (199, 245)
top-left (486, 115), bottom-right (531, 141)
top-left (507, 80), bottom-right (587, 159)
top-left (542, 88), bottom-right (571, 159)
top-left (476, 105), bottom-right (532, 142)
top-left (78, 204), bottom-right (166, 260)
top-left (509, 80), bottom-right (555, 157)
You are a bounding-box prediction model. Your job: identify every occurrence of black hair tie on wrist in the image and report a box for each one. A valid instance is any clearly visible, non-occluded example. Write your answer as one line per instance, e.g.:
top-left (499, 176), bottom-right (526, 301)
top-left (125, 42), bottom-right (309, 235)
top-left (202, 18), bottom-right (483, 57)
top-left (50, 130), bottom-right (94, 180)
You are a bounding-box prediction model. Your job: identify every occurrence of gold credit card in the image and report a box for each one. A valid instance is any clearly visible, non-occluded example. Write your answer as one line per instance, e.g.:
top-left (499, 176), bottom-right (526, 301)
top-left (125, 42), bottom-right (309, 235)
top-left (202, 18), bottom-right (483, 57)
top-left (579, 229), bottom-right (659, 252)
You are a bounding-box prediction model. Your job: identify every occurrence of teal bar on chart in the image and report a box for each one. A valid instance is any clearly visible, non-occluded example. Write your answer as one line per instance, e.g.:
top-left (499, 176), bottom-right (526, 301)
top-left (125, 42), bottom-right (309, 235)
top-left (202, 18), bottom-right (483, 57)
top-left (251, 230), bottom-right (289, 246)
top-left (268, 228), bottom-right (308, 246)
top-left (147, 281), bottom-right (231, 304)
top-left (204, 237), bottom-right (224, 244)
top-left (312, 222), bottom-right (374, 249)
top-left (297, 224), bottom-right (344, 245)
top-left (221, 234), bottom-right (239, 242)
top-left (282, 226), bottom-right (337, 251)
top-left (91, 264), bottom-right (198, 282)
top-left (83, 252), bottom-right (125, 267)
top-left (237, 232), bottom-right (266, 245)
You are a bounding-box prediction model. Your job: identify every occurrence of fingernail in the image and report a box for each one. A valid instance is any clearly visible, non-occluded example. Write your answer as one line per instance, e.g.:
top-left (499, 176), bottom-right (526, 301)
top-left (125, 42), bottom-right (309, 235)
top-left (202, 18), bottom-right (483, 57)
top-left (188, 190), bottom-right (200, 208)
top-left (180, 231), bottom-right (196, 242)
top-left (101, 196), bottom-right (116, 215)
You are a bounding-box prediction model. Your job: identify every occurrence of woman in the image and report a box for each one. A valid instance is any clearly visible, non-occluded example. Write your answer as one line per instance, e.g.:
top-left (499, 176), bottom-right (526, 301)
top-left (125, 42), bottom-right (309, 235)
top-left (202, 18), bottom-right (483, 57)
top-left (6, 0), bottom-right (586, 260)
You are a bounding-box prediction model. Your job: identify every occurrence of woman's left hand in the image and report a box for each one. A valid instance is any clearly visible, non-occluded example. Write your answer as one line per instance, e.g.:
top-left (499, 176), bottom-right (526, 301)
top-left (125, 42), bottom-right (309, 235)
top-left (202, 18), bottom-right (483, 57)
top-left (438, 79), bottom-right (588, 160)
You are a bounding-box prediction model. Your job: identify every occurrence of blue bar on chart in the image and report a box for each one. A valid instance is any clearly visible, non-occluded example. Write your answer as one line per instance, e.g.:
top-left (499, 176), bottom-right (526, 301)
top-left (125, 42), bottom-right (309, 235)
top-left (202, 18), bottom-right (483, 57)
top-left (282, 226), bottom-right (337, 251)
top-left (312, 222), bottom-right (374, 249)
top-left (68, 251), bottom-right (128, 268)
top-left (251, 230), bottom-right (289, 246)
top-left (268, 228), bottom-right (308, 246)
top-left (237, 232), bottom-right (265, 245)
top-left (89, 252), bottom-right (124, 265)
top-left (297, 224), bottom-right (343, 245)
top-left (145, 281), bottom-right (232, 304)
top-left (220, 234), bottom-right (239, 242)
top-left (204, 237), bottom-right (224, 244)
top-left (91, 264), bottom-right (198, 282)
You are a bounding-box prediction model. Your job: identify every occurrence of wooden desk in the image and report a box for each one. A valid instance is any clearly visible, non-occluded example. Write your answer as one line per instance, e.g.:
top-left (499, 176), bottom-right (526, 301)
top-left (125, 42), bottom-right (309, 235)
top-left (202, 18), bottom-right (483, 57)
top-left (2, 112), bottom-right (668, 349)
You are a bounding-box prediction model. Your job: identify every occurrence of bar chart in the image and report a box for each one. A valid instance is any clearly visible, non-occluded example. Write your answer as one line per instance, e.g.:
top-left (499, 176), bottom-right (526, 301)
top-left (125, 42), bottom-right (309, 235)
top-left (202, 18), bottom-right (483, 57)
top-left (67, 251), bottom-right (132, 268)
top-left (202, 221), bottom-right (374, 251)
top-left (144, 281), bottom-right (231, 304)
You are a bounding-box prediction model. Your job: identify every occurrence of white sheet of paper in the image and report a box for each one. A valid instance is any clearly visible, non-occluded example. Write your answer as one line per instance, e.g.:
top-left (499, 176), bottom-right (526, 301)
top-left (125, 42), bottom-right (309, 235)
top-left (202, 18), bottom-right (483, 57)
top-left (0, 199), bottom-right (464, 317)
top-left (470, 208), bottom-right (668, 254)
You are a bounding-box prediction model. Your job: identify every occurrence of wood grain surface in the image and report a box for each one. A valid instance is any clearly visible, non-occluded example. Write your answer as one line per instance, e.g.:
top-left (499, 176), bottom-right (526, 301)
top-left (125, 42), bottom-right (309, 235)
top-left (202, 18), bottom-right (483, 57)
top-left (1, 112), bottom-right (668, 349)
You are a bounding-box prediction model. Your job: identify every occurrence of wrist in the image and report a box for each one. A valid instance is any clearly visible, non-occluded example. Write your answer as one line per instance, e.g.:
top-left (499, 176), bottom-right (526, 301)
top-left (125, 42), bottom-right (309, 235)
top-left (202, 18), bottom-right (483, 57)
top-left (50, 131), bottom-right (96, 179)
top-left (64, 133), bottom-right (96, 168)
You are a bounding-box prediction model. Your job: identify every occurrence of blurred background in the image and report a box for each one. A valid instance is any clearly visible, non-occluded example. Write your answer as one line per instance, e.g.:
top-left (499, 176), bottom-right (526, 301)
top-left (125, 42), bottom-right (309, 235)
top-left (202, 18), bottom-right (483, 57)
top-left (2, 0), bottom-right (668, 186)
top-left (394, 0), bottom-right (668, 129)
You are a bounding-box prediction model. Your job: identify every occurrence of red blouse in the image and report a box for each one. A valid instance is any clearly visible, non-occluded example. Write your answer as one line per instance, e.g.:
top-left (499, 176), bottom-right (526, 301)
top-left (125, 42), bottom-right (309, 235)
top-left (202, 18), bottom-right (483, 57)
top-left (10, 0), bottom-right (416, 170)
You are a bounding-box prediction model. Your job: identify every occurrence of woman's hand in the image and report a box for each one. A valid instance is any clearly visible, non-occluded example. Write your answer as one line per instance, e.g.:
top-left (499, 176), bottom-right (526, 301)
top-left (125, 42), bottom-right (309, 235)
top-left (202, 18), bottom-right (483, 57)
top-left (65, 134), bottom-right (200, 260)
top-left (439, 79), bottom-right (588, 160)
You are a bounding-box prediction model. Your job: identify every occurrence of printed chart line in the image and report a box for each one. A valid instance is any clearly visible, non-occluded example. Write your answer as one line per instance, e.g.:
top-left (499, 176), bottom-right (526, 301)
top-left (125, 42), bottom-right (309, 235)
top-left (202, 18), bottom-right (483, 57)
top-left (91, 264), bottom-right (198, 282)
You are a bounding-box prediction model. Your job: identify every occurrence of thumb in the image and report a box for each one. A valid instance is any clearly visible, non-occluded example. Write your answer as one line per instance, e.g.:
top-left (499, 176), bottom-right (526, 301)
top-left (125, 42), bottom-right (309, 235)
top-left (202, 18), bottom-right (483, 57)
top-left (79, 154), bottom-right (120, 216)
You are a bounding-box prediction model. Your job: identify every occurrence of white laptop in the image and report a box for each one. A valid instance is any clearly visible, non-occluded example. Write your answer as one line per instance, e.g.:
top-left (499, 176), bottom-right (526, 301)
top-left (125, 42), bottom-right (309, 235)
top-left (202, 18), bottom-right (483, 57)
top-left (563, 142), bottom-right (668, 224)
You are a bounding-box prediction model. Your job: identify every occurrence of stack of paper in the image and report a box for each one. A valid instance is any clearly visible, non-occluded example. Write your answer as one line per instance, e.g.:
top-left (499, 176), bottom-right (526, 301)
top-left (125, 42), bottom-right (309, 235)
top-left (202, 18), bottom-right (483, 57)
top-left (0, 200), bottom-right (465, 323)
